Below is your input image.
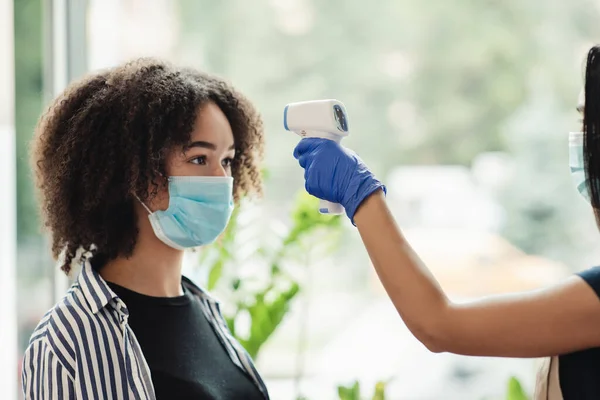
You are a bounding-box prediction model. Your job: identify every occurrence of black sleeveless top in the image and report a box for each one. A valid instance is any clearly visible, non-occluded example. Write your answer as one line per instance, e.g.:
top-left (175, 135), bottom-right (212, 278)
top-left (559, 266), bottom-right (600, 399)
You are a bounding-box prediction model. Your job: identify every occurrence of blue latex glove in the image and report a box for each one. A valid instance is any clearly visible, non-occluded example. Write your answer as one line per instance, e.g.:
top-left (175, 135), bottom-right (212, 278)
top-left (293, 138), bottom-right (386, 223)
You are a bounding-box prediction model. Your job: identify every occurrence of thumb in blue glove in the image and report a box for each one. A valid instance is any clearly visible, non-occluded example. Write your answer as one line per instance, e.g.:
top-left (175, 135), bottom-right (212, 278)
top-left (293, 138), bottom-right (386, 223)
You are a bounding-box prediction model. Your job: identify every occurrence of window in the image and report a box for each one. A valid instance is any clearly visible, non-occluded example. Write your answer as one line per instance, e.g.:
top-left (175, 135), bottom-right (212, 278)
top-left (7, 0), bottom-right (600, 398)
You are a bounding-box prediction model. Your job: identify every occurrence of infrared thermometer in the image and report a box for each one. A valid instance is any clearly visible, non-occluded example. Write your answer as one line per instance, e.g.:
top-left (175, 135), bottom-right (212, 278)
top-left (284, 99), bottom-right (350, 215)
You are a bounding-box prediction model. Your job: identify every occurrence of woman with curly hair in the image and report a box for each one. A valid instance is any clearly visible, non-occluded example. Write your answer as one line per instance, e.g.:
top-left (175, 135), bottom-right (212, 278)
top-left (21, 58), bottom-right (269, 400)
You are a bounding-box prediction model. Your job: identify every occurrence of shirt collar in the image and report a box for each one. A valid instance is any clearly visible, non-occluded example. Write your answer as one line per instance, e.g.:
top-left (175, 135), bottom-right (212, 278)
top-left (181, 276), bottom-right (219, 306)
top-left (76, 259), bottom-right (121, 315)
top-left (76, 259), bottom-right (219, 315)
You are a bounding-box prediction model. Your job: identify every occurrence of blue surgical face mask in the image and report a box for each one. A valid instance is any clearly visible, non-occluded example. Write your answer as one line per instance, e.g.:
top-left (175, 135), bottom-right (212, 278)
top-left (139, 176), bottom-right (234, 250)
top-left (569, 131), bottom-right (590, 202)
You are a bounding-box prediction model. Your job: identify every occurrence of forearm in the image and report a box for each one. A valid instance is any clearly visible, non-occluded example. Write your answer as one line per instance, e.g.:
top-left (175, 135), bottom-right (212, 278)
top-left (353, 191), bottom-right (600, 357)
top-left (353, 190), bottom-right (450, 351)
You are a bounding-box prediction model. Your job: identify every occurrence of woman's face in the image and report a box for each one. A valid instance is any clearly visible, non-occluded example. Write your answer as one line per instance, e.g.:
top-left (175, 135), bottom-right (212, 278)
top-left (148, 101), bottom-right (235, 212)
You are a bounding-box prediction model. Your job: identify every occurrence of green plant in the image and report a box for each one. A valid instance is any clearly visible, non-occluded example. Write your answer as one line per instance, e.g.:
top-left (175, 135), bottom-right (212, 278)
top-left (198, 190), bottom-right (392, 399)
top-left (337, 380), bottom-right (388, 400)
top-left (197, 190), bottom-right (342, 359)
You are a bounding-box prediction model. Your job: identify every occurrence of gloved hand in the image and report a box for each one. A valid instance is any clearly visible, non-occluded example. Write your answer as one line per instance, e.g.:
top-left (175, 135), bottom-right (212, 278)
top-left (293, 138), bottom-right (386, 223)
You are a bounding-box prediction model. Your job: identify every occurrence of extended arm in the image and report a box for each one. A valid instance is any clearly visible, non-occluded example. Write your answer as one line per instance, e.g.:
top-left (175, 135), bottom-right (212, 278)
top-left (354, 190), bottom-right (600, 357)
top-left (294, 138), bottom-right (600, 357)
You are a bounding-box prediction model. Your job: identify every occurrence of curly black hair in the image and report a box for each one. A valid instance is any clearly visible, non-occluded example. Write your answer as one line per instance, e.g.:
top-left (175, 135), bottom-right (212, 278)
top-left (31, 58), bottom-right (264, 274)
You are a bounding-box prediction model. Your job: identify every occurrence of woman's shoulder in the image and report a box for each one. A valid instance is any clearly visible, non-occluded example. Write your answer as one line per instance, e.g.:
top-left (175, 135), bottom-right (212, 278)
top-left (27, 289), bottom-right (75, 340)
top-left (22, 282), bottom-right (121, 385)
top-left (23, 293), bottom-right (80, 378)
top-left (576, 266), bottom-right (600, 299)
top-left (24, 283), bottom-right (111, 366)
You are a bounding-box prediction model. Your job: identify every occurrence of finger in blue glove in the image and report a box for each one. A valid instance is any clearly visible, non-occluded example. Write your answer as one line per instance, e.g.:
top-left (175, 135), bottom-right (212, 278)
top-left (293, 138), bottom-right (386, 223)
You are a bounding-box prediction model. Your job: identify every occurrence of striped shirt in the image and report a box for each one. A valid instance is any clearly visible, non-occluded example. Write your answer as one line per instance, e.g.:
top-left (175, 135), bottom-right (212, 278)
top-left (21, 259), bottom-right (270, 399)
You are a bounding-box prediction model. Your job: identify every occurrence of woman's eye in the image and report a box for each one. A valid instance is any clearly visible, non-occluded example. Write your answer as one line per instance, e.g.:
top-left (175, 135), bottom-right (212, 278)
top-left (222, 158), bottom-right (233, 167)
top-left (190, 156), bottom-right (207, 165)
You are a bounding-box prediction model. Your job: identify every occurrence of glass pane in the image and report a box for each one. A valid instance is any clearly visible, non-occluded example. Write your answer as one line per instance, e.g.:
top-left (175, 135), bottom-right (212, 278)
top-left (14, 1), bottom-right (55, 399)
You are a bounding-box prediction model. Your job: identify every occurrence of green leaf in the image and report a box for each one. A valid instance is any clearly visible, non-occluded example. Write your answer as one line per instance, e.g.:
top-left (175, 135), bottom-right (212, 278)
top-left (250, 301), bottom-right (270, 337)
top-left (242, 282), bottom-right (301, 359)
top-left (224, 315), bottom-right (236, 336)
top-left (283, 192), bottom-right (342, 248)
top-left (207, 259), bottom-right (224, 290)
top-left (261, 168), bottom-right (271, 180)
top-left (337, 381), bottom-right (361, 400)
top-left (244, 299), bottom-right (269, 358)
top-left (270, 263), bottom-right (281, 275)
top-left (372, 381), bottom-right (386, 400)
top-left (506, 376), bottom-right (529, 400)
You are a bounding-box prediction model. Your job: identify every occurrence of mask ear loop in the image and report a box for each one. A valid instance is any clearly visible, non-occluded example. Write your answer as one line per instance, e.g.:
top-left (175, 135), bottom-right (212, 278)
top-left (133, 194), bottom-right (153, 215)
top-left (133, 171), bottom-right (168, 215)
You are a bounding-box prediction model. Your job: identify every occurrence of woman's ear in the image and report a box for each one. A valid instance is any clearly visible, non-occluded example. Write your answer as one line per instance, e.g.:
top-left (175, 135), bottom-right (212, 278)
top-left (133, 169), bottom-right (171, 214)
top-left (131, 192), bottom-right (150, 212)
top-left (149, 175), bottom-right (172, 212)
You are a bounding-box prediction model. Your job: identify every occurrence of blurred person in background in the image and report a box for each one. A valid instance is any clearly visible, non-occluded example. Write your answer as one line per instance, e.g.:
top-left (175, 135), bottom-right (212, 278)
top-left (293, 45), bottom-right (600, 400)
top-left (21, 58), bottom-right (269, 400)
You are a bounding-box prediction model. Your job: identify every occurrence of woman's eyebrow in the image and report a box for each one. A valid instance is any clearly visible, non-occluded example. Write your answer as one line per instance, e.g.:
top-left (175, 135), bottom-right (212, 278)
top-left (184, 141), bottom-right (235, 151)
top-left (185, 141), bottom-right (216, 150)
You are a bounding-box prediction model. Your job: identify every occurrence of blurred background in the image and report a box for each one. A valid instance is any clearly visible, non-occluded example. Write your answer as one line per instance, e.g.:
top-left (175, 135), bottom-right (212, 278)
top-left (2, 0), bottom-right (600, 399)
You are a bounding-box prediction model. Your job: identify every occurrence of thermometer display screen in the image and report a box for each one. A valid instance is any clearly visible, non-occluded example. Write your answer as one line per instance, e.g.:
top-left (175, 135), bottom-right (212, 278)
top-left (333, 104), bottom-right (348, 132)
